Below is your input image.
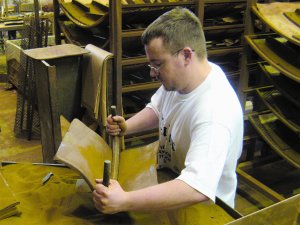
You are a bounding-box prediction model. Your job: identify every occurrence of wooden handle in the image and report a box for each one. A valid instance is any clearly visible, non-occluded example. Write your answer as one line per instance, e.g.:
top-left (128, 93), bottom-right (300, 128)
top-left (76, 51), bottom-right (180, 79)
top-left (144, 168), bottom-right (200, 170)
top-left (111, 105), bottom-right (117, 117)
top-left (110, 105), bottom-right (120, 180)
top-left (103, 160), bottom-right (111, 187)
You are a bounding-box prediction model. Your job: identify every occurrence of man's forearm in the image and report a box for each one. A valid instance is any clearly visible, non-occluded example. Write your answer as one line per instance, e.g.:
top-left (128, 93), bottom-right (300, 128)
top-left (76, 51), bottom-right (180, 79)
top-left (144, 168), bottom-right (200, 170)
top-left (123, 179), bottom-right (209, 212)
top-left (125, 107), bottom-right (159, 136)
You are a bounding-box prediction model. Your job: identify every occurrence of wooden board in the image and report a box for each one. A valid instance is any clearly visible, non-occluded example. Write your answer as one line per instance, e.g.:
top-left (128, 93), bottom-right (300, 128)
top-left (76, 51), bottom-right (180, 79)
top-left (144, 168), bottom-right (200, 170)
top-left (284, 10), bottom-right (300, 28)
top-left (54, 118), bottom-right (159, 190)
top-left (227, 194), bottom-right (300, 225)
top-left (23, 44), bottom-right (88, 60)
top-left (245, 36), bottom-right (300, 83)
top-left (58, 0), bottom-right (194, 28)
top-left (253, 2), bottom-right (300, 46)
top-left (256, 86), bottom-right (300, 135)
top-left (249, 113), bottom-right (300, 169)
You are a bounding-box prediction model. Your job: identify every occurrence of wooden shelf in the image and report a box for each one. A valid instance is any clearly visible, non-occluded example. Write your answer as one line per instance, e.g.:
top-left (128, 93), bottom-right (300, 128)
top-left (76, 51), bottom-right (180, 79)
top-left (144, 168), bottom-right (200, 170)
top-left (245, 35), bottom-right (300, 83)
top-left (256, 86), bottom-right (300, 135)
top-left (122, 82), bottom-right (160, 93)
top-left (249, 113), bottom-right (300, 169)
top-left (208, 46), bottom-right (243, 56)
top-left (237, 1), bottom-right (300, 210)
top-left (122, 23), bottom-right (244, 37)
top-left (124, 130), bottom-right (159, 144)
top-left (259, 63), bottom-right (300, 109)
top-left (251, 2), bottom-right (300, 46)
top-left (58, 0), bottom-right (200, 29)
top-left (122, 57), bottom-right (148, 66)
top-left (122, 29), bottom-right (144, 38)
top-left (204, 23), bottom-right (244, 31)
top-left (122, 1), bottom-right (196, 9)
top-left (122, 46), bottom-right (243, 67)
top-left (205, 0), bottom-right (246, 3)
top-left (243, 133), bottom-right (259, 142)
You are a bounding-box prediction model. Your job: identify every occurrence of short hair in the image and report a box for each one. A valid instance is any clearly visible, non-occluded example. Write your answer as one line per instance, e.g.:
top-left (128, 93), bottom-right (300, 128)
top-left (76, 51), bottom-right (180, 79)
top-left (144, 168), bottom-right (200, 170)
top-left (141, 7), bottom-right (207, 60)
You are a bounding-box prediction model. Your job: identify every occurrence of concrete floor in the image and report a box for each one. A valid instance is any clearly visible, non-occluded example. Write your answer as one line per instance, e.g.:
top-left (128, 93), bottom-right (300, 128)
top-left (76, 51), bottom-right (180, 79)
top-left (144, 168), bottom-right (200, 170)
top-left (0, 82), bottom-right (43, 163)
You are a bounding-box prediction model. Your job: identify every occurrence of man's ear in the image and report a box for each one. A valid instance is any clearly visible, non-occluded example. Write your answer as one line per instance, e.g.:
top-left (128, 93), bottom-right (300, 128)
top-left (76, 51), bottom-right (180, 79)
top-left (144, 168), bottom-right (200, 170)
top-left (182, 48), bottom-right (193, 61)
top-left (184, 53), bottom-right (188, 59)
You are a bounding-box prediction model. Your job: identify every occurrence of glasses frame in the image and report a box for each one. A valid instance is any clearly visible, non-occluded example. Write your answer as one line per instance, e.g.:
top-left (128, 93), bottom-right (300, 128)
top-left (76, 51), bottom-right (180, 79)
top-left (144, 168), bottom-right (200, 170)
top-left (147, 48), bottom-right (194, 74)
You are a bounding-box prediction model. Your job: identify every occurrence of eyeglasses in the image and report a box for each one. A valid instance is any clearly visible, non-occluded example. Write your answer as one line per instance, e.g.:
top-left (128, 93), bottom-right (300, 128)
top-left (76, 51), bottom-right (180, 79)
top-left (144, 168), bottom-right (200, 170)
top-left (147, 48), bottom-right (194, 74)
top-left (147, 64), bottom-right (164, 74)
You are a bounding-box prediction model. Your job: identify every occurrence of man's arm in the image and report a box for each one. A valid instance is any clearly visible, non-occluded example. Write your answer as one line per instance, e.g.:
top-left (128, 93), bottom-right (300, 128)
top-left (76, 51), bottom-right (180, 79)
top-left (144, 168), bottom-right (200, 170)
top-left (125, 107), bottom-right (159, 135)
top-left (93, 179), bottom-right (209, 214)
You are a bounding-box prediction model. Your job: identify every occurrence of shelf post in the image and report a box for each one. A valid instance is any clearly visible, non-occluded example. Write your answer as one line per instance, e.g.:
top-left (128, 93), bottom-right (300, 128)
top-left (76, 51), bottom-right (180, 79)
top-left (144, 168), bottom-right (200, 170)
top-left (109, 0), bottom-right (123, 116)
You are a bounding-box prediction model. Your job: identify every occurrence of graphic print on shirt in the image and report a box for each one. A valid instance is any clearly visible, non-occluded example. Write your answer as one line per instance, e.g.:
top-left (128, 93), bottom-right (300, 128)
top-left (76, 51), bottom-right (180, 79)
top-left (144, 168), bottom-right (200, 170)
top-left (158, 115), bottom-right (176, 168)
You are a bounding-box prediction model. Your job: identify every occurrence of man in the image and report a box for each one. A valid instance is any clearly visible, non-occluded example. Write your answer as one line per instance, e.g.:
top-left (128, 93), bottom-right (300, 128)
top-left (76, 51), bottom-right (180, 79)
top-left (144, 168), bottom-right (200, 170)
top-left (93, 7), bottom-right (243, 214)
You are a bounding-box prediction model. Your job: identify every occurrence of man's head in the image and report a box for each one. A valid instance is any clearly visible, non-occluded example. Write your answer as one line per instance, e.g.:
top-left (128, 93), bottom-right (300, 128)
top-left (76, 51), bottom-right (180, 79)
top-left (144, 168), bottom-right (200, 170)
top-left (141, 7), bottom-right (210, 94)
top-left (141, 7), bottom-right (207, 61)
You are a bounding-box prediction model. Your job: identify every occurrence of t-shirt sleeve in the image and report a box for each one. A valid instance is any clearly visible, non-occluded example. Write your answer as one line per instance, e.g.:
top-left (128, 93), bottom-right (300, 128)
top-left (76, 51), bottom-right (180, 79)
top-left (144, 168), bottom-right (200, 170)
top-left (146, 86), bottom-right (163, 118)
top-left (176, 122), bottom-right (231, 202)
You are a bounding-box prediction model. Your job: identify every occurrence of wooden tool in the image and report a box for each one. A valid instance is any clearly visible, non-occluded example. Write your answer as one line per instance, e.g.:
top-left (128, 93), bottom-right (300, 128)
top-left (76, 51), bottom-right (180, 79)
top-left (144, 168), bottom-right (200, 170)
top-left (102, 160), bottom-right (111, 187)
top-left (111, 105), bottom-right (120, 180)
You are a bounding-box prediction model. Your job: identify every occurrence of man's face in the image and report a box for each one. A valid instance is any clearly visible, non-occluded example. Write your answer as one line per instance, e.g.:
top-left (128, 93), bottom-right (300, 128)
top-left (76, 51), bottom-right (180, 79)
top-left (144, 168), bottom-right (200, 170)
top-left (144, 38), bottom-right (183, 92)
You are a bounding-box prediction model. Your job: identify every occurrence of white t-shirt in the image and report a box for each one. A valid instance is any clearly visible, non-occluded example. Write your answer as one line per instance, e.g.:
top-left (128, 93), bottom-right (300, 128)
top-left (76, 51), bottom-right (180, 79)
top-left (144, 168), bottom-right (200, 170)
top-left (147, 62), bottom-right (243, 208)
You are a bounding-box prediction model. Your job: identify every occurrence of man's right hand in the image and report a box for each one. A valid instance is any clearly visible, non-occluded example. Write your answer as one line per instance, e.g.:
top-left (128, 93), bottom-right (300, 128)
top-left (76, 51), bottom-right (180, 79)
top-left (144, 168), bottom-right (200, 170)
top-left (106, 115), bottom-right (127, 136)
